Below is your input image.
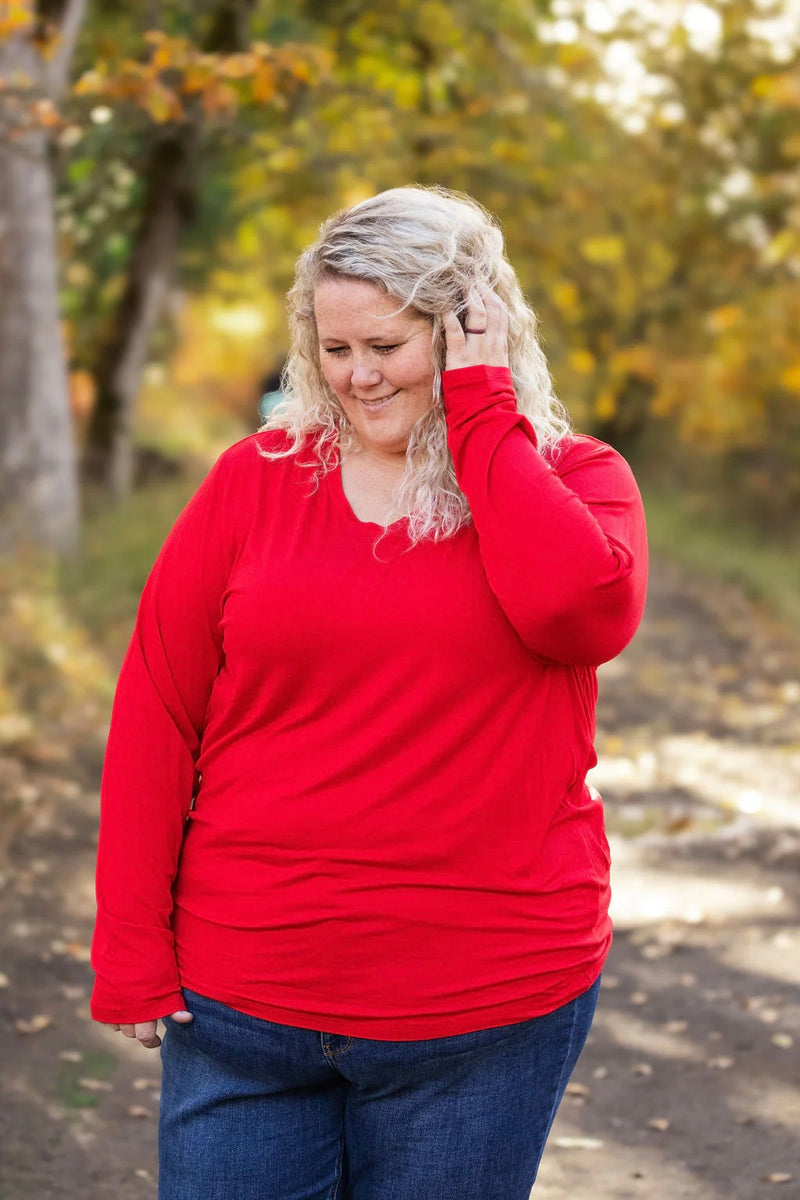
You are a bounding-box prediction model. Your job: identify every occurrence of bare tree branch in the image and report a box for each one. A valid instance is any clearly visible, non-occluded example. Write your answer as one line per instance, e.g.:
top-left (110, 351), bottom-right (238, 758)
top-left (43, 0), bottom-right (89, 100)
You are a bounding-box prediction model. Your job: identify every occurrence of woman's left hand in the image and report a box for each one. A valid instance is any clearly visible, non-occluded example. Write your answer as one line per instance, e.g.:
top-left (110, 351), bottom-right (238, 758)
top-left (442, 286), bottom-right (509, 372)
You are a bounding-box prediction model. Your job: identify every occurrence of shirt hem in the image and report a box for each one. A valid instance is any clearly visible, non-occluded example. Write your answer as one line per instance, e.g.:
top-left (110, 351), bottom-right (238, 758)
top-left (177, 948), bottom-right (610, 1041)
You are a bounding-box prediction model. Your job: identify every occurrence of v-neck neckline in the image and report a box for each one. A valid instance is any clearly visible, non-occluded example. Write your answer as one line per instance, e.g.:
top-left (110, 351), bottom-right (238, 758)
top-left (330, 444), bottom-right (409, 532)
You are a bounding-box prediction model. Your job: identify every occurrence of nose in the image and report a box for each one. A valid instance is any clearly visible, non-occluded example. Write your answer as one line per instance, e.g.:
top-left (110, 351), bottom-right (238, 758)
top-left (350, 356), bottom-right (383, 390)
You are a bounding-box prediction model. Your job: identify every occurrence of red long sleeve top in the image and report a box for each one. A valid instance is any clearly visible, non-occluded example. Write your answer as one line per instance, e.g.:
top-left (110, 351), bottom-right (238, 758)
top-left (90, 365), bottom-right (648, 1038)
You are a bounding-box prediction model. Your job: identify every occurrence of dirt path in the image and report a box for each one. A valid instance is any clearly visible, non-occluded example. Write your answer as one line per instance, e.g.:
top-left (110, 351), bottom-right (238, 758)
top-left (1, 556), bottom-right (799, 1198)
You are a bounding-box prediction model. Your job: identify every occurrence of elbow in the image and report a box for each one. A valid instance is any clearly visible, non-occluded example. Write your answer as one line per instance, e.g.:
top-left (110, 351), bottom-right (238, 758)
top-left (518, 579), bottom-right (646, 666)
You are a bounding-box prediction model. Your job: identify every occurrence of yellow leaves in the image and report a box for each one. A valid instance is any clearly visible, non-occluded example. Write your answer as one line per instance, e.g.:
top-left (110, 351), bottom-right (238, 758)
top-left (611, 343), bottom-right (656, 380)
top-left (579, 235), bottom-right (626, 265)
top-left (31, 97), bottom-right (59, 127)
top-left (781, 134), bottom-right (800, 158)
top-left (489, 138), bottom-right (528, 164)
top-left (553, 280), bottom-right (581, 318)
top-left (393, 73), bottom-right (422, 110)
top-left (751, 73), bottom-right (800, 108)
top-left (778, 364), bottom-right (800, 394)
top-left (642, 240), bottom-right (675, 289)
top-left (0, 1), bottom-right (34, 40)
top-left (556, 41), bottom-right (593, 70)
top-left (201, 80), bottom-right (237, 119)
top-left (586, 343), bottom-right (657, 420)
top-left (182, 61), bottom-right (213, 94)
top-left (594, 387), bottom-right (617, 421)
top-left (761, 229), bottom-right (799, 267)
top-left (68, 370), bottom-right (96, 421)
top-left (2, 583), bottom-right (113, 709)
top-left (267, 146), bottom-right (301, 173)
top-left (706, 304), bottom-right (743, 334)
top-left (72, 33), bottom-right (322, 126)
top-left (73, 68), bottom-right (107, 97)
top-left (341, 181), bottom-right (376, 208)
top-left (252, 60), bottom-right (276, 104)
top-left (750, 74), bottom-right (776, 99)
top-left (216, 53), bottom-right (258, 81)
top-left (147, 32), bottom-right (191, 73)
top-left (235, 221), bottom-right (261, 258)
top-left (0, 89), bottom-right (64, 136)
top-left (143, 80), bottom-right (183, 123)
top-left (493, 93), bottom-right (529, 118)
top-left (569, 349), bottom-right (596, 374)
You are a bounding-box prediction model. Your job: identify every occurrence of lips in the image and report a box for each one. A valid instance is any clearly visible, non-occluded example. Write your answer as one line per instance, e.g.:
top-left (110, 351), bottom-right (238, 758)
top-left (355, 391), bottom-right (399, 410)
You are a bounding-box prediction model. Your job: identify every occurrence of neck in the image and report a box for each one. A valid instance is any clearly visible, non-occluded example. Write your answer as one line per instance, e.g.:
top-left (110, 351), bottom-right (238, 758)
top-left (341, 441), bottom-right (408, 476)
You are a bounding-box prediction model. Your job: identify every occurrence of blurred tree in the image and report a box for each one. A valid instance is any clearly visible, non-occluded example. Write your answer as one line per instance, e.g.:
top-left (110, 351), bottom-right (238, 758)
top-left (6, 0), bottom-right (798, 540)
top-left (0, 0), bottom-right (85, 553)
top-left (549, 0), bottom-right (800, 525)
top-left (74, 0), bottom-right (323, 493)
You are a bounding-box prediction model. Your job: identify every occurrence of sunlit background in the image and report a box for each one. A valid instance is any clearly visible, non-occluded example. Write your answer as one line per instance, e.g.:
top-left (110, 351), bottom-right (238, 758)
top-left (1, 5), bottom-right (799, 1196)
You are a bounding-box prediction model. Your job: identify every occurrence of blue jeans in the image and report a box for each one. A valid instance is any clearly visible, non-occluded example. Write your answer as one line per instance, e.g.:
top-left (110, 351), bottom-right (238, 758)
top-left (159, 979), bottom-right (600, 1200)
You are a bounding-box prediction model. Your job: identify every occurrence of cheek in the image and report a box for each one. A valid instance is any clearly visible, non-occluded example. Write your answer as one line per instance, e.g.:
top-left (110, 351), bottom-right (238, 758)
top-left (406, 360), bottom-right (435, 397)
top-left (319, 357), bottom-right (346, 394)
top-left (395, 353), bottom-right (433, 393)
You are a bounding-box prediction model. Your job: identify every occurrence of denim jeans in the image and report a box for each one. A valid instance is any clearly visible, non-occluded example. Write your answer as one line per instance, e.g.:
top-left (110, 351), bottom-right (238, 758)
top-left (158, 978), bottom-right (601, 1200)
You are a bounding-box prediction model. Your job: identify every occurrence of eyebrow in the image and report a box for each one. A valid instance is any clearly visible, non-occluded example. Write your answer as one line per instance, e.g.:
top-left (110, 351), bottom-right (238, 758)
top-left (318, 333), bottom-right (404, 344)
top-left (317, 327), bottom-right (429, 344)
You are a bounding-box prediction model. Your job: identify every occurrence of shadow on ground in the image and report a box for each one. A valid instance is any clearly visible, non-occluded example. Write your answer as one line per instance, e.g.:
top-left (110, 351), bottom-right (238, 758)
top-left (1, 556), bottom-right (799, 1198)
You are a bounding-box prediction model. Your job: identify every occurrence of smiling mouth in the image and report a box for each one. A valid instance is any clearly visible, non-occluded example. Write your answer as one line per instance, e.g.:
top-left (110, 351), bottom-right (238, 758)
top-left (355, 391), bottom-right (399, 410)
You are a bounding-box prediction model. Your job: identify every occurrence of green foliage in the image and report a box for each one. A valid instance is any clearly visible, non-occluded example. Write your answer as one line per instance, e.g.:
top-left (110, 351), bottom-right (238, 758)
top-left (642, 487), bottom-right (800, 629)
top-left (58, 475), bottom-right (203, 663)
top-left (54, 1049), bottom-right (118, 1111)
top-left (37, 0), bottom-right (800, 536)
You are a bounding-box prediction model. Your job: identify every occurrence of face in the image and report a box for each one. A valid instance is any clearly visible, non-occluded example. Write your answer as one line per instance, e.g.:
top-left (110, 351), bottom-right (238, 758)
top-left (314, 277), bottom-right (436, 461)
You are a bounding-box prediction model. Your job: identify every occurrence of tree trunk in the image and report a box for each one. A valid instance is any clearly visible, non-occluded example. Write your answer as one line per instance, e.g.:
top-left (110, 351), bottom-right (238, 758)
top-left (0, 2), bottom-right (87, 555)
top-left (83, 129), bottom-right (197, 495)
top-left (84, 0), bottom-right (258, 496)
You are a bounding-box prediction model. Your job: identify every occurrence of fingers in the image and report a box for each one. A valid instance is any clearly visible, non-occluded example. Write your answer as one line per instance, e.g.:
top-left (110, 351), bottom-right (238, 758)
top-left (119, 1020), bottom-right (162, 1049)
top-left (441, 309), bottom-right (464, 336)
top-left (463, 289), bottom-right (488, 335)
top-left (442, 285), bottom-right (509, 371)
top-left (169, 1009), bottom-right (194, 1023)
top-left (101, 1000), bottom-right (193, 1051)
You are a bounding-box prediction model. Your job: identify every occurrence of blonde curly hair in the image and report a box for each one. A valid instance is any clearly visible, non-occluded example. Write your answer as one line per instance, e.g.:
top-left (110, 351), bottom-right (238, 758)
top-left (260, 185), bottom-right (571, 543)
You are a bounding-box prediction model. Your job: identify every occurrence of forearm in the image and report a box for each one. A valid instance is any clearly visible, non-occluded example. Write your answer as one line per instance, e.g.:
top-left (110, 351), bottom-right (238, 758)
top-left (90, 450), bottom-right (239, 1022)
top-left (443, 365), bottom-right (647, 664)
top-left (90, 645), bottom-right (197, 1023)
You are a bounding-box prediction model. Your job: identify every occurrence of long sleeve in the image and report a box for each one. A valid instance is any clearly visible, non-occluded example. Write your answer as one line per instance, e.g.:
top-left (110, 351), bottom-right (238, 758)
top-left (90, 448), bottom-right (250, 1023)
top-left (443, 364), bottom-right (647, 666)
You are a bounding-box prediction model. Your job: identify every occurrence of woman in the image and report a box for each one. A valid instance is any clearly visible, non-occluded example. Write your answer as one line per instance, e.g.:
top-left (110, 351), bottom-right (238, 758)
top-left (91, 186), bottom-right (648, 1199)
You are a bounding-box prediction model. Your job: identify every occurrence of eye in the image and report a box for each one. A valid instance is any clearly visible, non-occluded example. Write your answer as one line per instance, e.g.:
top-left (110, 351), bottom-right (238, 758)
top-left (323, 346), bottom-right (348, 356)
top-left (374, 344), bottom-right (399, 354)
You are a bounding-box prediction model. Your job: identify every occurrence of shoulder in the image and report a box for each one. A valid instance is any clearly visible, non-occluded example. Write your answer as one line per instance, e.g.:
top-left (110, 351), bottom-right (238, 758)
top-left (545, 432), bottom-right (632, 473)
top-left (544, 433), bottom-right (641, 497)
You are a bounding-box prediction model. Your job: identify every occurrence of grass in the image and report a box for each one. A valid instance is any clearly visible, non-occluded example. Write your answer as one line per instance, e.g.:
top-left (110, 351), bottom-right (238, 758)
top-left (54, 1048), bottom-right (118, 1111)
top-left (0, 471), bottom-right (204, 727)
top-left (641, 487), bottom-right (800, 629)
top-left (3, 467), bottom-right (798, 733)
top-left (57, 474), bottom-right (203, 665)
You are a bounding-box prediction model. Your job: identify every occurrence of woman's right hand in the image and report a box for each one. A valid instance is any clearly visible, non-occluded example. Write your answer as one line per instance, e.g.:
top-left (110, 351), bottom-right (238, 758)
top-left (107, 1007), bottom-right (193, 1050)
